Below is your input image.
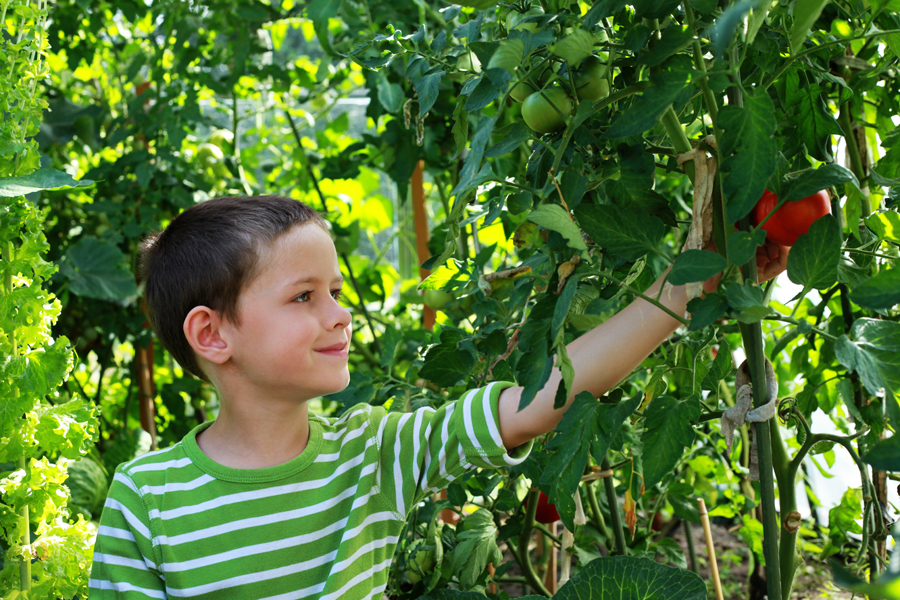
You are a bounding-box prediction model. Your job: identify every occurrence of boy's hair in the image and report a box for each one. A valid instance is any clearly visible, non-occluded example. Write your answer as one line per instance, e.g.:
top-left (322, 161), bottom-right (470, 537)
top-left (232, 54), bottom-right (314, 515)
top-left (139, 195), bottom-right (329, 381)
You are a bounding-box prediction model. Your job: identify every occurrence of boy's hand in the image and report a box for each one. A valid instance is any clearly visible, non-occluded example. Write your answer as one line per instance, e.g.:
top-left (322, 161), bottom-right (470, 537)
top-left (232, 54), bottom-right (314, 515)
top-left (701, 238), bottom-right (789, 293)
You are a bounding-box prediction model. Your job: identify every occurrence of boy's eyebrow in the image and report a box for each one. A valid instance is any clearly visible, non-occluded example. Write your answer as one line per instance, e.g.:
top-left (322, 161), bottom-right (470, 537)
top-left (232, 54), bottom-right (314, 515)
top-left (288, 275), bottom-right (344, 287)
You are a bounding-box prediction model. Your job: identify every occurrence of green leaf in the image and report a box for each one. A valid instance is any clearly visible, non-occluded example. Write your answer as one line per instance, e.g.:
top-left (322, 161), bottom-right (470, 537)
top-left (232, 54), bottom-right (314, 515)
top-left (668, 250), bottom-right (727, 285)
top-left (687, 292), bottom-right (728, 331)
top-left (710, 0), bottom-right (757, 59)
top-left (528, 204), bottom-right (588, 256)
top-left (413, 71), bottom-right (444, 115)
top-left (487, 38), bottom-right (524, 74)
top-left (866, 211), bottom-right (900, 244)
top-left (790, 0), bottom-right (831, 54)
top-left (835, 319), bottom-right (900, 422)
top-left (791, 84), bottom-right (843, 162)
top-left (727, 229), bottom-right (767, 266)
top-left (786, 215), bottom-right (841, 289)
top-left (783, 164), bottom-right (858, 202)
top-left (419, 342), bottom-right (475, 388)
top-left (724, 280), bottom-right (773, 323)
top-left (451, 115), bottom-right (496, 198)
top-left (0, 168), bottom-right (94, 197)
top-left (379, 327), bottom-right (403, 369)
top-left (552, 276), bottom-right (581, 343)
top-left (418, 259), bottom-right (471, 291)
top-left (485, 124), bottom-right (531, 157)
top-left (550, 28), bottom-right (595, 68)
top-left (642, 25), bottom-right (694, 67)
top-left (641, 395), bottom-right (701, 489)
top-left (603, 56), bottom-right (693, 140)
top-left (450, 509), bottom-right (503, 589)
top-left (306, 0), bottom-right (340, 55)
top-left (702, 338), bottom-right (734, 390)
top-left (542, 391), bottom-right (643, 531)
top-left (34, 398), bottom-right (99, 459)
top-left (851, 268), bottom-right (900, 310)
top-left (575, 204), bottom-right (666, 262)
top-left (861, 436), bottom-right (900, 472)
top-left (60, 237), bottom-right (139, 301)
top-left (451, 99), bottom-right (469, 160)
top-left (718, 92), bottom-right (778, 222)
top-left (631, 0), bottom-right (683, 19)
top-left (554, 555), bottom-right (707, 599)
top-left (376, 73), bottom-right (404, 113)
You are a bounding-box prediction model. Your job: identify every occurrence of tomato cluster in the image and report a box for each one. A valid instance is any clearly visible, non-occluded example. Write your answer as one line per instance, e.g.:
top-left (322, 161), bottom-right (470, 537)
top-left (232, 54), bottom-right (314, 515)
top-left (752, 189), bottom-right (831, 247)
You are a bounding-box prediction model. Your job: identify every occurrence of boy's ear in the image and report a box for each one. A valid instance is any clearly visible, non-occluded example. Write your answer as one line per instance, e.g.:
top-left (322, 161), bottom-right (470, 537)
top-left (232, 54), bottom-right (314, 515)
top-left (183, 306), bottom-right (231, 365)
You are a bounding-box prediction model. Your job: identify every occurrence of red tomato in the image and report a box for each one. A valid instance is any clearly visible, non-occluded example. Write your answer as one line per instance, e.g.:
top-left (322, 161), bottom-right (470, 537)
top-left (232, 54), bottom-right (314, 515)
top-left (752, 189), bottom-right (831, 247)
top-left (530, 492), bottom-right (560, 524)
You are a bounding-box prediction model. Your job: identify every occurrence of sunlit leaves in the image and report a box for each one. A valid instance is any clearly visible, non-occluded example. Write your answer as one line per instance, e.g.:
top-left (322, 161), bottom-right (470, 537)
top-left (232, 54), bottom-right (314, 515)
top-left (528, 204), bottom-right (589, 258)
top-left (575, 204), bottom-right (665, 261)
top-left (850, 268), bottom-right (900, 310)
top-left (835, 319), bottom-right (900, 422)
top-left (0, 168), bottom-right (94, 197)
top-left (789, 0), bottom-right (831, 53)
top-left (550, 29), bottom-right (595, 68)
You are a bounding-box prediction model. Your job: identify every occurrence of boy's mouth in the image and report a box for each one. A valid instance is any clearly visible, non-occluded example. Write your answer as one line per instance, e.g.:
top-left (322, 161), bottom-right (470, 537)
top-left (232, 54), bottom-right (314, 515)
top-left (315, 341), bottom-right (348, 357)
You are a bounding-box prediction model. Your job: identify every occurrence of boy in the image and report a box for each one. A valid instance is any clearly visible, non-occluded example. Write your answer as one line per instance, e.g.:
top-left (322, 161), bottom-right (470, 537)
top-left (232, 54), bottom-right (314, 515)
top-left (88, 195), bottom-right (787, 598)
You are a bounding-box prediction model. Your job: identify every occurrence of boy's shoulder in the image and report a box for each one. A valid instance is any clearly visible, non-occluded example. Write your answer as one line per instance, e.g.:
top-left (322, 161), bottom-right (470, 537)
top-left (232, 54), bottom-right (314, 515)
top-left (112, 440), bottom-right (191, 485)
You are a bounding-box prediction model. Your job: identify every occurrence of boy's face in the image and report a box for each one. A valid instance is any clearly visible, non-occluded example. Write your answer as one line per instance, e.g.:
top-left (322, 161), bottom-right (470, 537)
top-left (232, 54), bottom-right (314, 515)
top-left (222, 223), bottom-right (352, 400)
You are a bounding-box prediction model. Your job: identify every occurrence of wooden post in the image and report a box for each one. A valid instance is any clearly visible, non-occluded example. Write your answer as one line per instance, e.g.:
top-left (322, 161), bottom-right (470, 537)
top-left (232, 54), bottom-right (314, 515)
top-left (136, 340), bottom-right (157, 450)
top-left (411, 159), bottom-right (435, 331)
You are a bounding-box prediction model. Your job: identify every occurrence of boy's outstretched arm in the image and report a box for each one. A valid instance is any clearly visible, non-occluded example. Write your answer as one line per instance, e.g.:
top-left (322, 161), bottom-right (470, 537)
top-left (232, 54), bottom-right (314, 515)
top-left (496, 241), bottom-right (789, 451)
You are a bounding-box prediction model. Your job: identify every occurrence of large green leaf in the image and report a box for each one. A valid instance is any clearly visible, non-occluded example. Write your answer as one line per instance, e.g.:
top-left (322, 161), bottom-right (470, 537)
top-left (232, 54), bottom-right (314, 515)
top-left (786, 215), bottom-right (841, 289)
top-left (640, 395), bottom-right (701, 489)
top-left (861, 436), bottom-right (900, 472)
top-left (59, 237), bottom-right (139, 301)
top-left (718, 91), bottom-right (777, 222)
top-left (541, 391), bottom-right (643, 531)
top-left (554, 556), bottom-right (707, 599)
top-left (710, 0), bottom-right (757, 58)
top-left (575, 204), bottom-right (666, 261)
top-left (449, 509), bottom-right (503, 589)
top-left (413, 71), bottom-right (444, 115)
top-left (789, 82), bottom-right (843, 162)
top-left (724, 280), bottom-right (773, 323)
top-left (783, 164), bottom-right (858, 202)
top-left (835, 319), bottom-right (900, 426)
top-left (790, 0), bottom-right (831, 54)
top-left (550, 28), bottom-right (595, 68)
top-left (0, 167), bottom-right (94, 197)
top-left (602, 56), bottom-right (692, 139)
top-left (851, 268), bottom-right (900, 310)
top-left (306, 0), bottom-right (340, 54)
top-left (418, 342), bottom-right (475, 388)
top-left (668, 249), bottom-right (727, 285)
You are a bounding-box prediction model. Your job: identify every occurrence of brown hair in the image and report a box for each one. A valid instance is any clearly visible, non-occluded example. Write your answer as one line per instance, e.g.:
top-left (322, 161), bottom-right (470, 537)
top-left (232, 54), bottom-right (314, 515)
top-left (139, 195), bottom-right (329, 380)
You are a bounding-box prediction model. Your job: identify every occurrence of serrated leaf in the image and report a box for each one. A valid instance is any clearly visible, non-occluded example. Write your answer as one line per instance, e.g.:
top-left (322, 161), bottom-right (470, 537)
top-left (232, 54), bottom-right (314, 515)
top-left (602, 57), bottom-right (693, 140)
top-left (0, 168), bottom-right (94, 197)
top-left (787, 215), bottom-right (841, 289)
top-left (724, 280), bottom-right (773, 323)
top-left (792, 84), bottom-right (843, 162)
top-left (631, 0), bottom-right (683, 19)
top-left (450, 115), bottom-right (496, 198)
top-left (727, 229), bottom-right (767, 266)
top-left (60, 237), bottom-right (139, 301)
top-left (376, 74), bottom-right (404, 113)
top-left (450, 509), bottom-right (503, 588)
top-left (861, 436), bottom-right (900, 471)
top-left (485, 123), bottom-right (531, 158)
top-left (790, 0), bottom-right (830, 54)
top-left (419, 343), bottom-right (475, 388)
top-left (641, 395), bottom-right (701, 489)
top-left (783, 164), bottom-right (858, 202)
top-left (850, 268), bottom-right (900, 310)
top-left (710, 0), bottom-right (757, 58)
top-left (487, 38), bottom-right (524, 74)
top-left (668, 249), bottom-right (727, 285)
top-left (555, 555), bottom-right (706, 599)
top-left (642, 25), bottom-right (694, 67)
top-left (528, 204), bottom-right (588, 256)
top-left (575, 204), bottom-right (666, 262)
top-left (834, 319), bottom-right (900, 422)
top-left (550, 28), bottom-right (595, 68)
top-left (414, 71), bottom-right (444, 115)
top-left (719, 92), bottom-right (777, 222)
top-left (306, 0), bottom-right (340, 54)
top-left (541, 391), bottom-right (643, 531)
top-left (418, 259), bottom-right (471, 291)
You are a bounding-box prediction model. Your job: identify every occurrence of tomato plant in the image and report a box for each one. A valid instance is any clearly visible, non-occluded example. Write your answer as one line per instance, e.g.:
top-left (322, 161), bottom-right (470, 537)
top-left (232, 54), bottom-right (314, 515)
top-left (753, 189), bottom-right (832, 247)
top-left (521, 86), bottom-right (573, 133)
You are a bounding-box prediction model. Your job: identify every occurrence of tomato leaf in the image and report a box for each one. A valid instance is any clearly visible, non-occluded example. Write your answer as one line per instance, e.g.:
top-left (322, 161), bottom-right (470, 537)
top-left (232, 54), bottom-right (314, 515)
top-left (413, 70), bottom-right (444, 115)
top-left (642, 25), bottom-right (694, 67)
top-left (0, 167), bottom-right (94, 197)
top-left (602, 55), bottom-right (693, 140)
top-left (449, 509), bottom-right (503, 589)
top-left (835, 319), bottom-right (900, 427)
top-left (789, 83), bottom-right (843, 163)
top-left (550, 29), bottom-right (595, 68)
top-left (528, 204), bottom-right (589, 257)
top-left (541, 390), bottom-right (643, 531)
top-left (850, 268), bottom-right (900, 310)
top-left (686, 292), bottom-right (729, 331)
top-left (640, 394), bottom-right (701, 490)
top-left (861, 435), bottom-right (900, 472)
top-left (450, 115), bottom-right (496, 198)
top-left (710, 0), bottom-right (757, 59)
top-left (789, 0), bottom-right (830, 54)
top-left (724, 280), bottom-right (774, 323)
top-left (575, 204), bottom-right (665, 262)
top-left (718, 91), bottom-right (777, 223)
top-left (787, 215), bottom-right (841, 290)
top-left (726, 229), bottom-right (767, 267)
top-left (668, 249), bottom-right (727, 285)
top-left (418, 341), bottom-right (475, 388)
top-left (783, 164), bottom-right (858, 202)
top-left (632, 0), bottom-right (682, 19)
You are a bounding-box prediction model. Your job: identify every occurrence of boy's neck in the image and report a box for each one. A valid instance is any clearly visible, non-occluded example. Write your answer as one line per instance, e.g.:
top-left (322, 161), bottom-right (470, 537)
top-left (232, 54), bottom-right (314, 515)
top-left (196, 397), bottom-right (312, 470)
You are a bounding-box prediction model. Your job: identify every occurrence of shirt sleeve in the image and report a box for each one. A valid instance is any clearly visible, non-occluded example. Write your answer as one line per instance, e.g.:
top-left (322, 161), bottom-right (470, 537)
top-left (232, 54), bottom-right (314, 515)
top-left (88, 467), bottom-right (167, 599)
top-left (371, 381), bottom-right (533, 518)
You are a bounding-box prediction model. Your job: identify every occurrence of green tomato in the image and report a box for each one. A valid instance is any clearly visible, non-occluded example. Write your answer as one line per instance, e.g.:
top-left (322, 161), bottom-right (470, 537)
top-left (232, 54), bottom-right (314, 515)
top-left (406, 539), bottom-right (436, 584)
top-left (510, 62), bottom-right (551, 103)
top-left (574, 56), bottom-right (610, 102)
top-left (208, 129), bottom-right (234, 153)
top-left (521, 86), bottom-right (573, 133)
top-left (423, 289), bottom-right (453, 310)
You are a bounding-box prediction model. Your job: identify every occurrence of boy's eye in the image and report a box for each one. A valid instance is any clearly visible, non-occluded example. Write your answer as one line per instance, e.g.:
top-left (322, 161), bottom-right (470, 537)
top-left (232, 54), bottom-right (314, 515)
top-left (295, 289), bottom-right (342, 303)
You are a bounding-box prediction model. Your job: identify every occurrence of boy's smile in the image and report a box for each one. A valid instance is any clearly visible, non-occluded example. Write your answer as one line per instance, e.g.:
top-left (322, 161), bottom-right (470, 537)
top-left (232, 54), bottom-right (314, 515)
top-left (219, 222), bottom-right (352, 401)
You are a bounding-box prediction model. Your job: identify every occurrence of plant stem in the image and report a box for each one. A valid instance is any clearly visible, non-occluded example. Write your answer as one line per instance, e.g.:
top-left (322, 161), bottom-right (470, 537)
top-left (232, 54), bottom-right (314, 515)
top-left (660, 105), bottom-right (695, 181)
top-left (770, 422), bottom-right (799, 600)
top-left (585, 480), bottom-right (610, 540)
top-left (601, 456), bottom-right (627, 555)
top-left (517, 489), bottom-right (552, 597)
top-left (685, 4), bottom-right (718, 125)
top-left (736, 254), bottom-right (782, 600)
top-left (684, 520), bottom-right (699, 573)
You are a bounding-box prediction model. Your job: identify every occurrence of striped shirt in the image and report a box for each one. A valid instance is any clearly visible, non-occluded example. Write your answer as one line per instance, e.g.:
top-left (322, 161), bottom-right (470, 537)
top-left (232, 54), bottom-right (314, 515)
top-left (88, 381), bottom-right (532, 599)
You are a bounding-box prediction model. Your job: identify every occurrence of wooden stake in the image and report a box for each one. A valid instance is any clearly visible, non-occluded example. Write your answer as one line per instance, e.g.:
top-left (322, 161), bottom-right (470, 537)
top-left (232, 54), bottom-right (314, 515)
top-left (410, 159), bottom-right (435, 331)
top-left (698, 498), bottom-right (724, 600)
